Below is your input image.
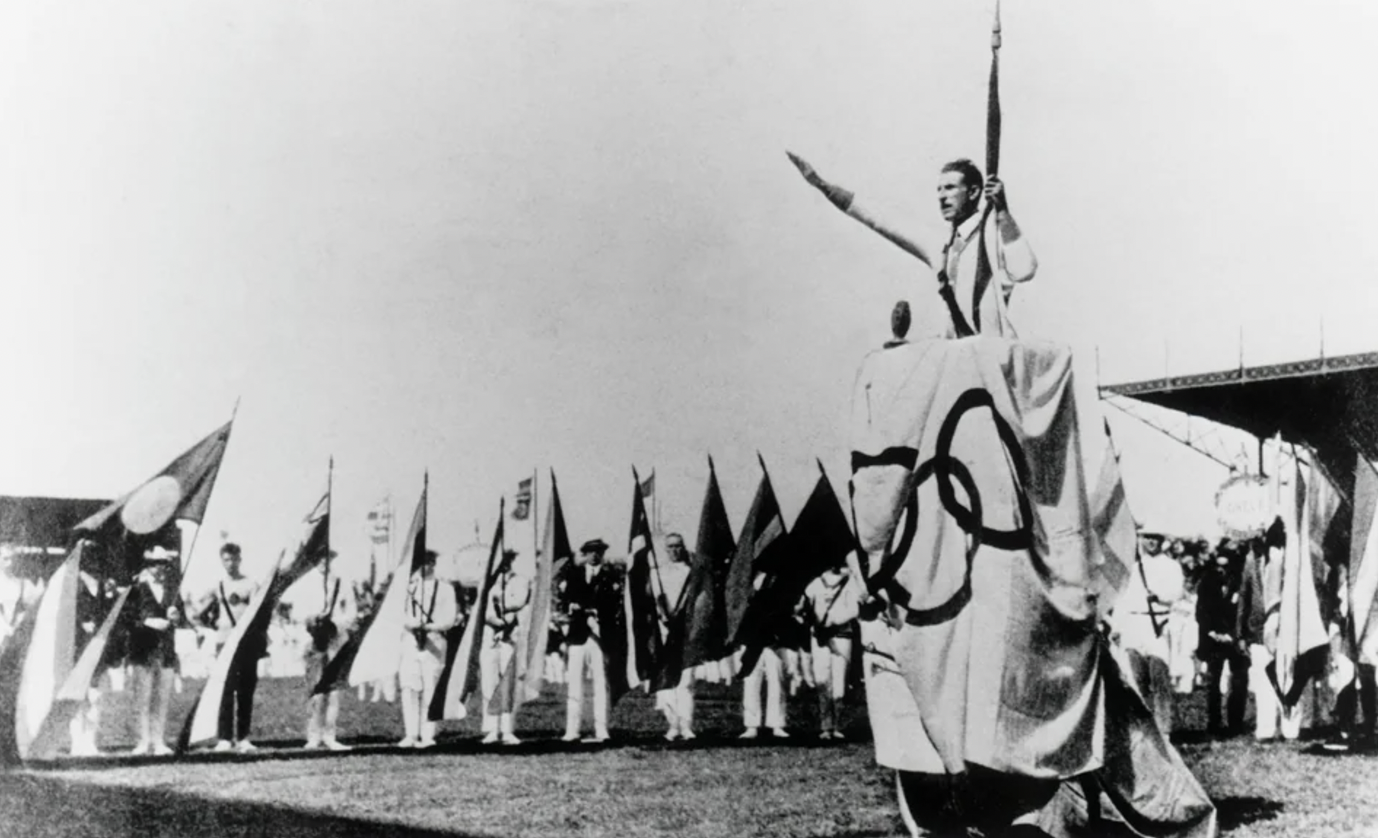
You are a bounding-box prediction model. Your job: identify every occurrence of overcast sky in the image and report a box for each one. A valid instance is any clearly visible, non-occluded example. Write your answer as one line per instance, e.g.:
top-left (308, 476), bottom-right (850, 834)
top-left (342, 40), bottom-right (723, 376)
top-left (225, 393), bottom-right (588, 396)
top-left (3, 1), bottom-right (1376, 601)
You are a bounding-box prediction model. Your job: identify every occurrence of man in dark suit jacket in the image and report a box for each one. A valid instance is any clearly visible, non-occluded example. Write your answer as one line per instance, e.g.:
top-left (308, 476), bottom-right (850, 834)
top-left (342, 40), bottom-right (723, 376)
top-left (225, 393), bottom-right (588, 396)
top-left (558, 538), bottom-right (623, 742)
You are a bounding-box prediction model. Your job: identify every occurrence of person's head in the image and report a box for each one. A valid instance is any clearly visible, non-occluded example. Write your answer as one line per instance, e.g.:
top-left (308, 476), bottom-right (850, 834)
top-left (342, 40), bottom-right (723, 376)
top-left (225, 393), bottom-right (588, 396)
top-left (665, 533), bottom-right (688, 564)
top-left (219, 543), bottom-right (243, 578)
top-left (143, 546), bottom-right (178, 584)
top-left (578, 538), bottom-right (609, 567)
top-left (418, 549), bottom-right (439, 577)
top-left (938, 158), bottom-right (983, 225)
top-left (1168, 539), bottom-right (1186, 559)
top-left (1138, 531), bottom-right (1164, 557)
top-left (499, 549), bottom-right (518, 574)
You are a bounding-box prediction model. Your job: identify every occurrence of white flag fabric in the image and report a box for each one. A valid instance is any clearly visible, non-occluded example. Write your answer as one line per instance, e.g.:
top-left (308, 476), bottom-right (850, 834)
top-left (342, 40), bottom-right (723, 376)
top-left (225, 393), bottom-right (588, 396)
top-left (14, 546), bottom-right (82, 760)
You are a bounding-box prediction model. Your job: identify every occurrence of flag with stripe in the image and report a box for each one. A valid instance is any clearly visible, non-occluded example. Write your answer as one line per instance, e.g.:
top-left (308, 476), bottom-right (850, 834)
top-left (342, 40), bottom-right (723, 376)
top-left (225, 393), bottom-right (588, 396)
top-left (1350, 456), bottom-right (1378, 667)
top-left (681, 456), bottom-right (735, 670)
top-left (1089, 420), bottom-right (1136, 619)
top-left (182, 489), bottom-right (331, 749)
top-left (517, 470), bottom-right (569, 703)
top-left (431, 505), bottom-right (504, 721)
top-left (316, 477), bottom-right (425, 694)
top-left (736, 463), bottom-right (850, 675)
top-left (12, 545), bottom-right (82, 760)
top-left (623, 468), bottom-right (663, 695)
top-left (724, 455), bottom-right (788, 648)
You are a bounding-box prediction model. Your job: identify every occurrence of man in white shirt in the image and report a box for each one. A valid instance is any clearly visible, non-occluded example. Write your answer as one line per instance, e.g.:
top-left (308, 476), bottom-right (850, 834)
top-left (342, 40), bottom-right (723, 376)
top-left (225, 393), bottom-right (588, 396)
top-left (655, 533), bottom-right (696, 741)
top-left (481, 549), bottom-right (531, 745)
top-left (803, 563), bottom-right (862, 740)
top-left (398, 550), bottom-right (458, 749)
top-left (1111, 530), bottom-right (1186, 736)
top-left (200, 542), bottom-right (265, 753)
top-left (303, 564), bottom-right (354, 751)
top-left (790, 155), bottom-right (1037, 339)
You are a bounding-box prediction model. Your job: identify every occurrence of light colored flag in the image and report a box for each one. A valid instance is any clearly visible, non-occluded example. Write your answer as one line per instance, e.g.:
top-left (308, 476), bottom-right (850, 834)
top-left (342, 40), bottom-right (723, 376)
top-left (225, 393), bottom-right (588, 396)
top-left (1089, 420), bottom-right (1136, 620)
top-left (181, 490), bottom-right (331, 749)
top-left (516, 470), bottom-right (569, 703)
top-left (1270, 455), bottom-right (1332, 706)
top-left (431, 504), bottom-right (504, 721)
top-left (1350, 456), bottom-right (1378, 666)
top-left (13, 545), bottom-right (82, 760)
top-left (316, 478), bottom-right (425, 693)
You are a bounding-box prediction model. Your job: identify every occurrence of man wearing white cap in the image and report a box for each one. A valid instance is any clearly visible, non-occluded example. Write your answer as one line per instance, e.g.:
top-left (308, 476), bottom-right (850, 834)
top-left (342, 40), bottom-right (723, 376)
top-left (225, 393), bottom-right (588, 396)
top-left (128, 546), bottom-right (181, 756)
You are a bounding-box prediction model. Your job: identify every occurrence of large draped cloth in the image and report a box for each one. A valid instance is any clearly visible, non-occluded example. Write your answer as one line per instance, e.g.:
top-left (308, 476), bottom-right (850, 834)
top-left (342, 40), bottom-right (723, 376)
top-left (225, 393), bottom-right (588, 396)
top-left (848, 336), bottom-right (1215, 836)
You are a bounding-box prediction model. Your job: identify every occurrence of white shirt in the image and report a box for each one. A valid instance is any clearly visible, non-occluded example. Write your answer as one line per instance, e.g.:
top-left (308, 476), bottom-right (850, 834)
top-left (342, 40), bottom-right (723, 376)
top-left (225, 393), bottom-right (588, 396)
top-left (916, 210), bottom-right (1037, 339)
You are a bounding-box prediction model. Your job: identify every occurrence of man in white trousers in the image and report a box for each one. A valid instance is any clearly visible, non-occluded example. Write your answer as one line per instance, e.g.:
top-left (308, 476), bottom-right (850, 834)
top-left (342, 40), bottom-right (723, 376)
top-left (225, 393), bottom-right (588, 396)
top-left (398, 550), bottom-right (458, 749)
top-left (559, 538), bottom-right (616, 742)
top-left (481, 549), bottom-right (530, 745)
top-left (654, 533), bottom-right (696, 741)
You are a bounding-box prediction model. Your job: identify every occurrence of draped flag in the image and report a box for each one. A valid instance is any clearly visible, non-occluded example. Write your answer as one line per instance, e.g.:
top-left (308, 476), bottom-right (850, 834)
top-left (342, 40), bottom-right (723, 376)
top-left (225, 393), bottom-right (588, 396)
top-left (623, 468), bottom-right (664, 692)
top-left (75, 419), bottom-right (234, 573)
top-left (0, 605), bottom-right (39, 766)
top-left (724, 455), bottom-right (788, 648)
top-left (1351, 456), bottom-right (1378, 667)
top-left (1268, 456), bottom-right (1331, 708)
top-left (182, 488), bottom-right (331, 749)
top-left (35, 585), bottom-right (132, 760)
top-left (316, 475), bottom-right (426, 694)
top-left (681, 456), bottom-right (735, 670)
top-left (12, 545), bottom-right (82, 760)
top-left (431, 504), bottom-right (504, 721)
top-left (847, 335), bottom-right (1215, 835)
top-left (515, 470), bottom-right (569, 703)
top-left (737, 461), bottom-right (853, 675)
top-left (1089, 420), bottom-right (1136, 619)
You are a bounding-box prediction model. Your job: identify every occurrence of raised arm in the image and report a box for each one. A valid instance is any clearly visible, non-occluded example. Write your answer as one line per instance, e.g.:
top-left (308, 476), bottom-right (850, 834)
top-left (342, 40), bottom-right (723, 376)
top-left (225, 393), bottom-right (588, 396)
top-left (787, 152), bottom-right (937, 269)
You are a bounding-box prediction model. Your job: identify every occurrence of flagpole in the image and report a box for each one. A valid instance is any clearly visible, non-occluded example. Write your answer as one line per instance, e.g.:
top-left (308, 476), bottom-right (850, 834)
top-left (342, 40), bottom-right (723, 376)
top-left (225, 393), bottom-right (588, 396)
top-left (532, 467), bottom-right (539, 565)
top-left (324, 456), bottom-right (334, 605)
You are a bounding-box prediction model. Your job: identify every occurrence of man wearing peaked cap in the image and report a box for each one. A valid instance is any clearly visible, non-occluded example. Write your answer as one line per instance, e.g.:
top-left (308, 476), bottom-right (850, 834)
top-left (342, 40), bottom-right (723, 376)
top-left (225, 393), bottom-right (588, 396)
top-left (129, 546), bottom-right (181, 756)
top-left (481, 548), bottom-right (530, 745)
top-left (559, 538), bottom-right (617, 743)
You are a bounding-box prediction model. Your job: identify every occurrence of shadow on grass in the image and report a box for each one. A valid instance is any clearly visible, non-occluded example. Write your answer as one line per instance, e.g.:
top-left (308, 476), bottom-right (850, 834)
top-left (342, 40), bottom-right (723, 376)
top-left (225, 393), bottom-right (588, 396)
top-left (0, 772), bottom-right (495, 838)
top-left (26, 727), bottom-right (861, 773)
top-left (1215, 795), bottom-right (1285, 833)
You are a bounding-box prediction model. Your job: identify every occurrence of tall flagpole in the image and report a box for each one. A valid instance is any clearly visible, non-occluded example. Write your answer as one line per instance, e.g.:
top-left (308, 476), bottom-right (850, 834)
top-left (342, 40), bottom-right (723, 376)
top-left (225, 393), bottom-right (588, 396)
top-left (532, 467), bottom-right (539, 565)
top-left (324, 456), bottom-right (334, 604)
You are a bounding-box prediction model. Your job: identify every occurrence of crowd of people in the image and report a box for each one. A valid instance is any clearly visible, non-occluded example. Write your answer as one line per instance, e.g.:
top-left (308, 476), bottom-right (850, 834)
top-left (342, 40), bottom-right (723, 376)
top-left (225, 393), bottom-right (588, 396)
top-left (1, 531), bottom-right (868, 757)
top-left (1112, 526), bottom-right (1376, 748)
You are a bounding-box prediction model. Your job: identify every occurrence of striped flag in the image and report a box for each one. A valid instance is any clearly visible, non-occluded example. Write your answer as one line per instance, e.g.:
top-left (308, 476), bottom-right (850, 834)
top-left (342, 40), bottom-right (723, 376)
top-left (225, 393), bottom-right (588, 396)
top-left (736, 462), bottom-right (851, 676)
top-left (623, 468), bottom-right (663, 694)
top-left (724, 455), bottom-right (788, 648)
top-left (516, 470), bottom-right (570, 703)
top-left (1089, 420), bottom-right (1136, 619)
top-left (181, 489), bottom-right (331, 750)
top-left (431, 503), bottom-right (504, 721)
top-left (1350, 456), bottom-right (1378, 667)
top-left (12, 545), bottom-right (83, 760)
top-left (316, 477), bottom-right (425, 694)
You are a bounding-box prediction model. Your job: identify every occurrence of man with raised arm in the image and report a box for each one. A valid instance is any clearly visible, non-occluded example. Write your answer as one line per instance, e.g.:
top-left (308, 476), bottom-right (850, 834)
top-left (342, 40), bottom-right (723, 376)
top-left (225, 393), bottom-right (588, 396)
top-left (789, 154), bottom-right (1037, 338)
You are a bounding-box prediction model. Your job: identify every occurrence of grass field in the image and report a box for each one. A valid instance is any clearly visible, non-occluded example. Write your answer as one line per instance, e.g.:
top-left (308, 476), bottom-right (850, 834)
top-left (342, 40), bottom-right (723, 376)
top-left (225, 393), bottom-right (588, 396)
top-left (2, 674), bottom-right (1376, 837)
